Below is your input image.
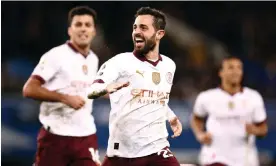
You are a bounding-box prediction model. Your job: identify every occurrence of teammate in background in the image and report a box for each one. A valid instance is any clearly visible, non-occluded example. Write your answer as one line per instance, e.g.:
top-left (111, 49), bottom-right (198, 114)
top-left (88, 7), bottom-right (182, 166)
top-left (190, 56), bottom-right (268, 166)
top-left (23, 6), bottom-right (101, 166)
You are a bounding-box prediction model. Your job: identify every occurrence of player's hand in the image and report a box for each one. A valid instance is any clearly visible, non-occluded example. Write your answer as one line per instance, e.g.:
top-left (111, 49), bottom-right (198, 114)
top-left (61, 95), bottom-right (85, 110)
top-left (245, 123), bottom-right (258, 135)
top-left (169, 117), bottom-right (182, 138)
top-left (196, 132), bottom-right (212, 145)
top-left (95, 161), bottom-right (101, 166)
top-left (106, 82), bottom-right (130, 93)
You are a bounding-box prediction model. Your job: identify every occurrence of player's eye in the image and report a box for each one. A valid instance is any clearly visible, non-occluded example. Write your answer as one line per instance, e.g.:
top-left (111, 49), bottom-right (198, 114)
top-left (75, 22), bottom-right (82, 27)
top-left (140, 26), bottom-right (147, 30)
top-left (85, 23), bottom-right (92, 27)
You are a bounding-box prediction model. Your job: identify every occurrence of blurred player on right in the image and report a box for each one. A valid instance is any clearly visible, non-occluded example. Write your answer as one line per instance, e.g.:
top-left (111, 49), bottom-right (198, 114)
top-left (190, 56), bottom-right (268, 166)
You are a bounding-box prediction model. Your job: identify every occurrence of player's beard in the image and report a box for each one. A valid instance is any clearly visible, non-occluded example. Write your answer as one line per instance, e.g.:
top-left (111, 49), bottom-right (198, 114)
top-left (134, 33), bottom-right (156, 55)
top-left (227, 77), bottom-right (242, 88)
top-left (74, 34), bottom-right (92, 49)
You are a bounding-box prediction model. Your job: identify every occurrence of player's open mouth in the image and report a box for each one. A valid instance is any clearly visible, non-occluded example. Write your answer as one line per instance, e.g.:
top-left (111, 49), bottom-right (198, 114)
top-left (135, 37), bottom-right (145, 47)
top-left (79, 34), bottom-right (88, 40)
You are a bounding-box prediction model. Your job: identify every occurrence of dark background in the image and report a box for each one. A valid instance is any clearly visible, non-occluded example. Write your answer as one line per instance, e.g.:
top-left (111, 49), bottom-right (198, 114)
top-left (2, 1), bottom-right (276, 165)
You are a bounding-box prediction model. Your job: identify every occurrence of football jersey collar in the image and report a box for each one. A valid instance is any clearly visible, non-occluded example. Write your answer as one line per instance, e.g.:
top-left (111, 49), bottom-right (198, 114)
top-left (66, 41), bottom-right (91, 58)
top-left (133, 50), bottom-right (162, 67)
top-left (219, 86), bottom-right (244, 96)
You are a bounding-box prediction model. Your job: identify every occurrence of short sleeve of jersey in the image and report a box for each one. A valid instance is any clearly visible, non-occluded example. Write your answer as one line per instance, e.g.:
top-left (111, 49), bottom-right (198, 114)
top-left (193, 92), bottom-right (208, 118)
top-left (171, 62), bottom-right (176, 84)
top-left (252, 92), bottom-right (267, 123)
top-left (166, 106), bottom-right (176, 120)
top-left (94, 55), bottom-right (121, 84)
top-left (32, 50), bottom-right (60, 82)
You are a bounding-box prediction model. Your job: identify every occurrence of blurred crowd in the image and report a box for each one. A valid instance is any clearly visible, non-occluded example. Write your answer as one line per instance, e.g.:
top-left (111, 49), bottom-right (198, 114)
top-left (2, 2), bottom-right (276, 100)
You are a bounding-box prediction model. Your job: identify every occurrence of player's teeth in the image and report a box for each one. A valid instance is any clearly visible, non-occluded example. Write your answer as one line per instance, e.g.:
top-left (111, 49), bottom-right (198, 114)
top-left (135, 38), bottom-right (143, 41)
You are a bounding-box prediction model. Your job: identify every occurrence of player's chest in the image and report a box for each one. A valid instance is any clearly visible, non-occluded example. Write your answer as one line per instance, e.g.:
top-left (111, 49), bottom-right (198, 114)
top-left (122, 63), bottom-right (173, 91)
top-left (206, 95), bottom-right (255, 118)
top-left (59, 58), bottom-right (97, 81)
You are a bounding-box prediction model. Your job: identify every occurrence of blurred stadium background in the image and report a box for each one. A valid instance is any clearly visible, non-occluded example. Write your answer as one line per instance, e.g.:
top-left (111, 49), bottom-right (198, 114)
top-left (1, 1), bottom-right (276, 166)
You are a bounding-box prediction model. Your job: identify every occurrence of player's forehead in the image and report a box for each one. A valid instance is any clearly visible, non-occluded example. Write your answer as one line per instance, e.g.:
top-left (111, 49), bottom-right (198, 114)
top-left (71, 15), bottom-right (94, 24)
top-left (134, 15), bottom-right (154, 27)
top-left (223, 58), bottom-right (242, 67)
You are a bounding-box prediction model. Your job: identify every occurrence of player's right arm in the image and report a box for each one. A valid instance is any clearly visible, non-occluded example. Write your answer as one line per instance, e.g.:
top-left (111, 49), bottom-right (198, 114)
top-left (87, 56), bottom-right (129, 99)
top-left (190, 92), bottom-right (212, 145)
top-left (22, 50), bottom-right (85, 109)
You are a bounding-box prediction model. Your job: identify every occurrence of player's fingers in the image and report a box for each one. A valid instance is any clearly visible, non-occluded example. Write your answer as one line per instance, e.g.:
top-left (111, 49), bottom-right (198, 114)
top-left (116, 82), bottom-right (129, 90)
top-left (206, 140), bottom-right (212, 145)
top-left (78, 96), bottom-right (86, 103)
top-left (110, 88), bottom-right (118, 93)
top-left (175, 128), bottom-right (182, 135)
top-left (76, 103), bottom-right (83, 110)
top-left (171, 133), bottom-right (176, 138)
top-left (171, 129), bottom-right (181, 138)
top-left (171, 133), bottom-right (180, 138)
top-left (73, 105), bottom-right (80, 110)
top-left (122, 81), bottom-right (130, 87)
top-left (206, 137), bottom-right (212, 145)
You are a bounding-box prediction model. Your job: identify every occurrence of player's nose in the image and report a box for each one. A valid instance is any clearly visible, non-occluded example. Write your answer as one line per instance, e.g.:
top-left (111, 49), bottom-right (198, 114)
top-left (133, 28), bottom-right (142, 34)
top-left (80, 25), bottom-right (88, 32)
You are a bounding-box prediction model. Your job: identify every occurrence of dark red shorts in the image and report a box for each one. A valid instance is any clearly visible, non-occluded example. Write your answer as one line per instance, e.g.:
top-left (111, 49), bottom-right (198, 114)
top-left (102, 147), bottom-right (180, 166)
top-left (34, 127), bottom-right (99, 166)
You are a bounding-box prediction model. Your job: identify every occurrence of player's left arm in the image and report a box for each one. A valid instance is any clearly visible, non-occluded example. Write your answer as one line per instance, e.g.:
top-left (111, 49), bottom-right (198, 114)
top-left (167, 106), bottom-right (182, 138)
top-left (88, 55), bottom-right (129, 99)
top-left (246, 92), bottom-right (268, 137)
top-left (166, 60), bottom-right (182, 138)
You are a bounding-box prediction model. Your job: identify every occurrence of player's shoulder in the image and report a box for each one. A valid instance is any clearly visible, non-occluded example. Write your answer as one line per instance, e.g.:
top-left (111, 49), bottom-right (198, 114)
top-left (89, 50), bottom-right (99, 61)
top-left (41, 43), bottom-right (68, 60)
top-left (243, 87), bottom-right (263, 99)
top-left (199, 88), bottom-right (221, 96)
top-left (106, 52), bottom-right (134, 63)
top-left (195, 88), bottom-right (221, 101)
top-left (114, 52), bottom-right (134, 59)
top-left (160, 54), bottom-right (176, 68)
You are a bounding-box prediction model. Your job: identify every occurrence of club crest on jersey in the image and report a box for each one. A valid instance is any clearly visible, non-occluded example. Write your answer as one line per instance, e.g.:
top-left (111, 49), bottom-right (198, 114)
top-left (228, 101), bottom-right (235, 110)
top-left (166, 72), bottom-right (173, 84)
top-left (82, 65), bottom-right (88, 75)
top-left (152, 72), bottom-right (161, 85)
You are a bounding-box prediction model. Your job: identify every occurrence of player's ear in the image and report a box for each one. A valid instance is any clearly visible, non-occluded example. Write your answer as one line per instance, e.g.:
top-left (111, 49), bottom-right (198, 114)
top-left (156, 30), bottom-right (165, 40)
top-left (218, 69), bottom-right (223, 78)
top-left (92, 26), bottom-right (97, 38)
top-left (68, 27), bottom-right (72, 38)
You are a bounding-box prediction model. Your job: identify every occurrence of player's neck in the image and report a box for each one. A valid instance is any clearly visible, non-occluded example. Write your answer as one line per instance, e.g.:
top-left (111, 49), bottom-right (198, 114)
top-left (70, 40), bottom-right (90, 57)
top-left (145, 45), bottom-right (159, 62)
top-left (221, 82), bottom-right (242, 95)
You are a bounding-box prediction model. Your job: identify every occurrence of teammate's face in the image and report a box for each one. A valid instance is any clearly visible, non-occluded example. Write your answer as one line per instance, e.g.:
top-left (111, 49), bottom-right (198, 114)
top-left (68, 15), bottom-right (96, 47)
top-left (219, 58), bottom-right (243, 85)
top-left (132, 15), bottom-right (162, 54)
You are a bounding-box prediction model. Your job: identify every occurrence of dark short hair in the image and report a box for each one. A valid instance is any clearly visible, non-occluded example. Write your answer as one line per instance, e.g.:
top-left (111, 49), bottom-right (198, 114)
top-left (219, 56), bottom-right (242, 70)
top-left (135, 7), bottom-right (166, 30)
top-left (68, 6), bottom-right (97, 27)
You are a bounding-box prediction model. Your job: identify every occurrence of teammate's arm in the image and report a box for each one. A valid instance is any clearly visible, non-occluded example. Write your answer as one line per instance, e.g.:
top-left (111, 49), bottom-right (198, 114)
top-left (246, 93), bottom-right (268, 137)
top-left (190, 93), bottom-right (212, 145)
top-left (23, 52), bottom-right (85, 110)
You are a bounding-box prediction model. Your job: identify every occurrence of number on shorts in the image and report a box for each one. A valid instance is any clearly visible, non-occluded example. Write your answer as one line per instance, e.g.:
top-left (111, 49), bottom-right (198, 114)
top-left (88, 147), bottom-right (100, 163)
top-left (157, 148), bottom-right (174, 158)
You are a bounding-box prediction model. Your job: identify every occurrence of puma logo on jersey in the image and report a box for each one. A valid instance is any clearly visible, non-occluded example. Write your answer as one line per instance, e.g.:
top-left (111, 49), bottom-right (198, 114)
top-left (136, 70), bottom-right (144, 77)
